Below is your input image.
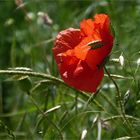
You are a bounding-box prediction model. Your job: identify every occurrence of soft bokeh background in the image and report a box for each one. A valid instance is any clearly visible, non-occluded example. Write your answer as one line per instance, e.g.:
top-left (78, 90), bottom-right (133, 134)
top-left (0, 0), bottom-right (140, 139)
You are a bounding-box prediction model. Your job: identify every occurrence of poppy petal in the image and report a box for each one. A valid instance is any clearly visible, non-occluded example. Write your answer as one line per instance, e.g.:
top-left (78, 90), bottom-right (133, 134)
top-left (53, 28), bottom-right (82, 64)
top-left (80, 19), bottom-right (94, 36)
top-left (60, 60), bottom-right (104, 92)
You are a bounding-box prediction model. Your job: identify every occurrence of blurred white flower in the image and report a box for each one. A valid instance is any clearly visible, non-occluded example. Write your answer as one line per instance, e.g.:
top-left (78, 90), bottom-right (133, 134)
top-left (37, 11), bottom-right (53, 25)
top-left (119, 54), bottom-right (124, 66)
top-left (81, 129), bottom-right (87, 140)
top-left (5, 18), bottom-right (14, 26)
top-left (92, 115), bottom-right (98, 124)
top-left (103, 83), bottom-right (115, 89)
top-left (137, 58), bottom-right (140, 66)
top-left (26, 12), bottom-right (35, 21)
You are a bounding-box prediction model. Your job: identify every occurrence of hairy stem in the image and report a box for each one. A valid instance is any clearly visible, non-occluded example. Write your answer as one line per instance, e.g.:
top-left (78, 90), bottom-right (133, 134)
top-left (104, 66), bottom-right (137, 135)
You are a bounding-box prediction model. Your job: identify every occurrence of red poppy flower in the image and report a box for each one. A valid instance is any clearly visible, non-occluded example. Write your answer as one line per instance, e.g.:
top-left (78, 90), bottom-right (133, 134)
top-left (53, 14), bottom-right (114, 92)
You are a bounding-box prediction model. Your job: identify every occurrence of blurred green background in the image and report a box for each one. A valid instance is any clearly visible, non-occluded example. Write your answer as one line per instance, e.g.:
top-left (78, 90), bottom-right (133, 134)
top-left (0, 0), bottom-right (140, 139)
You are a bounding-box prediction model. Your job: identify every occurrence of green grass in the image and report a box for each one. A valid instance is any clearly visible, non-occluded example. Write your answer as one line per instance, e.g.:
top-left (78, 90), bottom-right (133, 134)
top-left (0, 0), bottom-right (140, 139)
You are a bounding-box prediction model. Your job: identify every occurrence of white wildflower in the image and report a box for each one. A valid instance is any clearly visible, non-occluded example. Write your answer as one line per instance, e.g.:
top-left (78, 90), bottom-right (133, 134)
top-left (119, 54), bottom-right (124, 66)
top-left (137, 58), bottom-right (140, 66)
top-left (81, 129), bottom-right (87, 140)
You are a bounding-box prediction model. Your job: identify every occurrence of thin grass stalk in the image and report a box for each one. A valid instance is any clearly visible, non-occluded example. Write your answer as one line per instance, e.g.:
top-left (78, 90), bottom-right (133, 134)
top-left (0, 69), bottom-right (106, 111)
top-left (104, 66), bottom-right (137, 135)
top-left (29, 94), bottom-right (63, 140)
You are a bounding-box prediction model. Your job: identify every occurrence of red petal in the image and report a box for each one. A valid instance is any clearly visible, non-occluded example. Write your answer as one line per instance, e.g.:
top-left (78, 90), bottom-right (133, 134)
top-left (53, 28), bottom-right (82, 64)
top-left (73, 60), bottom-right (84, 77)
top-left (93, 14), bottom-right (113, 43)
top-left (94, 14), bottom-right (109, 26)
top-left (74, 36), bottom-right (92, 60)
top-left (80, 19), bottom-right (94, 36)
top-left (59, 59), bottom-right (104, 92)
top-left (86, 43), bottom-right (113, 71)
top-left (84, 14), bottom-right (113, 70)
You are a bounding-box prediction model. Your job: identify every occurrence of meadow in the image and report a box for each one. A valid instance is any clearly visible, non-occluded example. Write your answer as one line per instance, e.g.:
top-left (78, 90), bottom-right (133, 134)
top-left (0, 0), bottom-right (140, 139)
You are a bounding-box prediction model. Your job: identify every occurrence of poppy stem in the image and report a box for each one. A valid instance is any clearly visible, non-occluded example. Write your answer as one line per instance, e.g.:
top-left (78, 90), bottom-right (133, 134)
top-left (104, 66), bottom-right (138, 135)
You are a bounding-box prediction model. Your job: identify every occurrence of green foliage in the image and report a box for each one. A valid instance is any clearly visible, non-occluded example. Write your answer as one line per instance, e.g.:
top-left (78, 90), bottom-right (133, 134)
top-left (0, 0), bottom-right (140, 139)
